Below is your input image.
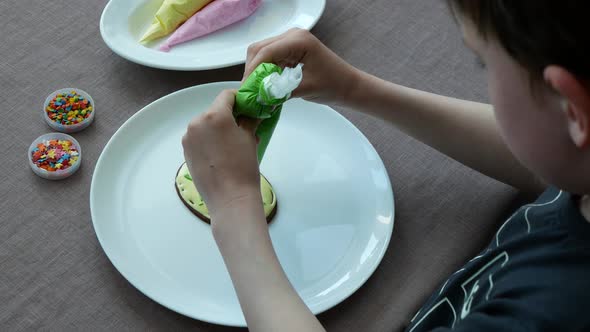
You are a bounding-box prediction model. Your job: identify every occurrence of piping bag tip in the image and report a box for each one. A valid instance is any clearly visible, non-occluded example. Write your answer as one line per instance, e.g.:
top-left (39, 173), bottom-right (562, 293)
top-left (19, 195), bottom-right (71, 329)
top-left (158, 43), bottom-right (172, 52)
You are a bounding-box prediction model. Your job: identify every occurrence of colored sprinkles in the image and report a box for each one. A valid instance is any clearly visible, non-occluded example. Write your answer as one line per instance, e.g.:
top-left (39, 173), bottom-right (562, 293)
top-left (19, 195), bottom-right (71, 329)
top-left (31, 139), bottom-right (79, 172)
top-left (45, 91), bottom-right (93, 126)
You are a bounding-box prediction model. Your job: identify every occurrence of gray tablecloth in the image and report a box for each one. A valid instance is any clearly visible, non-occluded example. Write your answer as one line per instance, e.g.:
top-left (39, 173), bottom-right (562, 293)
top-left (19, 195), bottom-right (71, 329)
top-left (1, 0), bottom-right (519, 331)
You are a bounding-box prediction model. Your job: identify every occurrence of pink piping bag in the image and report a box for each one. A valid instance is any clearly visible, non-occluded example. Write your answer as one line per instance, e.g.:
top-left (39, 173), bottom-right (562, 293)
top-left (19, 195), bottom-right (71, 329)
top-left (159, 0), bottom-right (263, 52)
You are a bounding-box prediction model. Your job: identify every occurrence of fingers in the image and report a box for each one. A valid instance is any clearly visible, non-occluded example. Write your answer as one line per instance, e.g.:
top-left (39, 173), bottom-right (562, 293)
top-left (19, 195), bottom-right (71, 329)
top-left (189, 90), bottom-right (261, 140)
top-left (211, 89), bottom-right (237, 114)
top-left (207, 89), bottom-right (237, 123)
top-left (245, 41), bottom-right (300, 80)
top-left (243, 28), bottom-right (308, 80)
top-left (237, 117), bottom-right (262, 134)
top-left (245, 35), bottom-right (284, 76)
top-left (185, 90), bottom-right (235, 136)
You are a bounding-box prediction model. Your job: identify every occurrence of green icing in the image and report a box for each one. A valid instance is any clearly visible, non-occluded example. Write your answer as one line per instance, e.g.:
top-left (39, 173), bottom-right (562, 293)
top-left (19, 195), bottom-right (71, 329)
top-left (234, 63), bottom-right (289, 163)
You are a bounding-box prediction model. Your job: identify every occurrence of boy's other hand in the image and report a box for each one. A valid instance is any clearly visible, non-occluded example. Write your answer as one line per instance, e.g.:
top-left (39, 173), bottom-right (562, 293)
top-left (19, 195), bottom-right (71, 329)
top-left (244, 28), bottom-right (361, 106)
top-left (182, 89), bottom-right (263, 226)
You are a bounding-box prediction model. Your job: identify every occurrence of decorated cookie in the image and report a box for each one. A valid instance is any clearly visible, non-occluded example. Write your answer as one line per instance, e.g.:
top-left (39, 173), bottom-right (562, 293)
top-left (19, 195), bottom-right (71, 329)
top-left (174, 162), bottom-right (277, 224)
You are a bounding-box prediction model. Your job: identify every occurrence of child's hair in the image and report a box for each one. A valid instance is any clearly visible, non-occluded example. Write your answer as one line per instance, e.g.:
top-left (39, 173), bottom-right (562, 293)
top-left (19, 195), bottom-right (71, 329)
top-left (448, 1), bottom-right (589, 82)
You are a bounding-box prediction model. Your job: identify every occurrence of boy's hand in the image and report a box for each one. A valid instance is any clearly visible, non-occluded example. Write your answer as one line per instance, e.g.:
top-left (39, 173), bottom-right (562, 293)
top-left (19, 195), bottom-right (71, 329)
top-left (182, 91), bottom-right (326, 332)
top-left (182, 90), bottom-right (263, 225)
top-left (244, 28), bottom-right (361, 106)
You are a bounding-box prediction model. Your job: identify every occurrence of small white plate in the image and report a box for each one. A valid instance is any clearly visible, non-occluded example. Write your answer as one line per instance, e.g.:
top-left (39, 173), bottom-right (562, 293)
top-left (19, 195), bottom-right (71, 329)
top-left (90, 82), bottom-right (394, 327)
top-left (100, 0), bottom-right (326, 71)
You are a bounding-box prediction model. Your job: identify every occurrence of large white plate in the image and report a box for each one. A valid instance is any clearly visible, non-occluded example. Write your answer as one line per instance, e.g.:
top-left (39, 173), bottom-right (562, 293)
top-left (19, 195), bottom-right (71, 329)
top-left (99, 0), bottom-right (326, 70)
top-left (90, 82), bottom-right (394, 327)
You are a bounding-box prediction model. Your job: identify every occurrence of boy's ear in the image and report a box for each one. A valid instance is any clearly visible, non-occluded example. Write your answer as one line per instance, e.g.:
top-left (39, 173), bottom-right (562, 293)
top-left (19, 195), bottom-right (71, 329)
top-left (544, 65), bottom-right (590, 148)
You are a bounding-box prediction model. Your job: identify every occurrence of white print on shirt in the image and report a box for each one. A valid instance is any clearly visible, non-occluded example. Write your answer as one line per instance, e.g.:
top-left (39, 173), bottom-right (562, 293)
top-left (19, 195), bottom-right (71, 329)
top-left (495, 191), bottom-right (563, 247)
top-left (409, 252), bottom-right (509, 331)
top-left (409, 298), bottom-right (457, 332)
top-left (407, 190), bottom-right (563, 331)
top-left (437, 247), bottom-right (494, 295)
top-left (461, 280), bottom-right (479, 319)
top-left (459, 252), bottom-right (509, 318)
top-left (438, 268), bottom-right (465, 295)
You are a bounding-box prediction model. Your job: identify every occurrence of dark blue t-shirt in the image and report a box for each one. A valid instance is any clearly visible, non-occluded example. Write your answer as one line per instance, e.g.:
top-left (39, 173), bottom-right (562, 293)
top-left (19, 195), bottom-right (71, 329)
top-left (406, 187), bottom-right (590, 332)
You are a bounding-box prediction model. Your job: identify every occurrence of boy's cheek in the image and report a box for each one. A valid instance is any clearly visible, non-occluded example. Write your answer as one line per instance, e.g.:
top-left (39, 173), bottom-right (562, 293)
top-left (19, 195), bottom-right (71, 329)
top-left (487, 65), bottom-right (543, 168)
top-left (489, 69), bottom-right (575, 190)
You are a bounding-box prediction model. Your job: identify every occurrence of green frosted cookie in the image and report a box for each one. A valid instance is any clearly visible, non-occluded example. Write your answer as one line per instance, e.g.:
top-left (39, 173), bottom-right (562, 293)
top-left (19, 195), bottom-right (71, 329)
top-left (175, 163), bottom-right (277, 224)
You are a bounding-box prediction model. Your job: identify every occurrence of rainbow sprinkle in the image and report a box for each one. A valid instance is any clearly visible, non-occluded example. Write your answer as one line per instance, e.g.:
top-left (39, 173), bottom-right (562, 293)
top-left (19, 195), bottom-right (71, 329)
top-left (31, 139), bottom-right (79, 172)
top-left (45, 91), bottom-right (93, 126)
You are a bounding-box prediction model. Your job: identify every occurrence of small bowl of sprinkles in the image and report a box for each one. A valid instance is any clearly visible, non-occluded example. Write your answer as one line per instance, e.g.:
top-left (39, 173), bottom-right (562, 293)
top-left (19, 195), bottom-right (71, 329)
top-left (43, 88), bottom-right (95, 133)
top-left (28, 133), bottom-right (82, 180)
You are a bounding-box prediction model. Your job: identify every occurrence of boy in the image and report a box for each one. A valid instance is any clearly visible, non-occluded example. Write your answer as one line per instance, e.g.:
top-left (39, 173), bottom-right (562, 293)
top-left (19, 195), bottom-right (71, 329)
top-left (182, 1), bottom-right (590, 331)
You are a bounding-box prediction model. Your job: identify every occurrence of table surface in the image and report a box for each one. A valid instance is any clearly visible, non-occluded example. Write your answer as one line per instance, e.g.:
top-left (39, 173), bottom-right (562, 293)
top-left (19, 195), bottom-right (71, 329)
top-left (0, 0), bottom-right (519, 331)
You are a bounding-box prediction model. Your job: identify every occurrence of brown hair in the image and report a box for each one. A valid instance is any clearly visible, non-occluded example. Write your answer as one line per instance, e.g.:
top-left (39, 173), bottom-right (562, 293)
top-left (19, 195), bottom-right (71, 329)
top-left (449, 1), bottom-right (589, 81)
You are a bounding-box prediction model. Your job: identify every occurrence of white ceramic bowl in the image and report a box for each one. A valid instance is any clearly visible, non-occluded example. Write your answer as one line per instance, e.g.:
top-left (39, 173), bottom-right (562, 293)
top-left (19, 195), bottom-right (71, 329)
top-left (42, 88), bottom-right (95, 133)
top-left (28, 133), bottom-right (82, 180)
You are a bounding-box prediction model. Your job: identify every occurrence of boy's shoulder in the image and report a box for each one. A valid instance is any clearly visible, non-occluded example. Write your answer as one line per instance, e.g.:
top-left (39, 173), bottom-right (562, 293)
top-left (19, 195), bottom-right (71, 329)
top-left (407, 187), bottom-right (590, 332)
